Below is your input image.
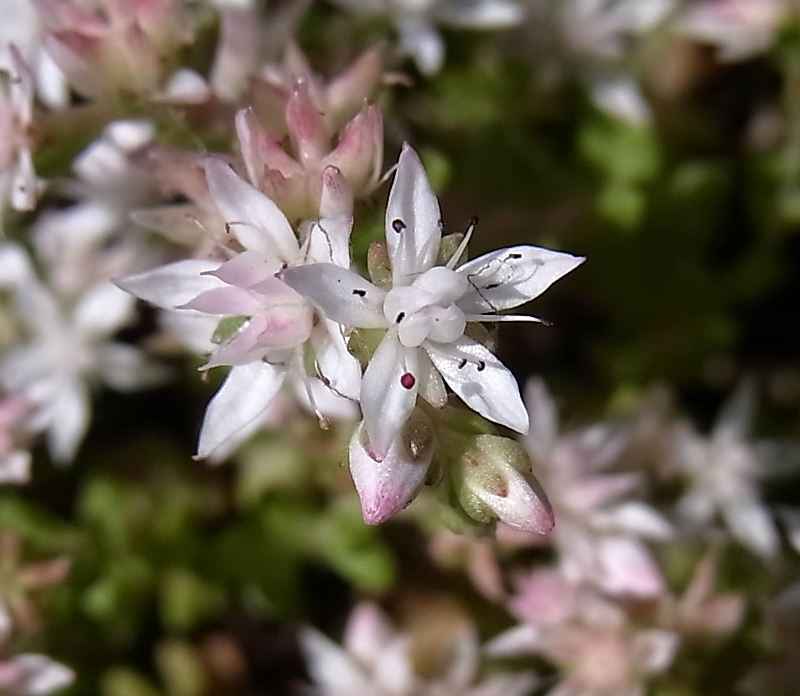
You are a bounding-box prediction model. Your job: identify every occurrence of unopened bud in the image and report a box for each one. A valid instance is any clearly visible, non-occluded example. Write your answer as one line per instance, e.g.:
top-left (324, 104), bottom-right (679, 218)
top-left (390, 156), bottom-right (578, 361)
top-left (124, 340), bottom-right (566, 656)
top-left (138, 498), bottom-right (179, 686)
top-left (349, 410), bottom-right (435, 525)
top-left (452, 434), bottom-right (554, 534)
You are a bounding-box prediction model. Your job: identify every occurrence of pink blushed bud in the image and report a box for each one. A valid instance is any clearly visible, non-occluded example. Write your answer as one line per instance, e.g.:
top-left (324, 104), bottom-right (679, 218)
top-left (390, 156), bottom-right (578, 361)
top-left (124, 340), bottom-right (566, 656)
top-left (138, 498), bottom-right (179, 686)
top-left (286, 80), bottom-right (328, 168)
top-left (326, 104), bottom-right (384, 197)
top-left (327, 45), bottom-right (385, 130)
top-left (235, 108), bottom-right (302, 184)
top-left (349, 411), bottom-right (434, 525)
top-left (455, 435), bottom-right (554, 534)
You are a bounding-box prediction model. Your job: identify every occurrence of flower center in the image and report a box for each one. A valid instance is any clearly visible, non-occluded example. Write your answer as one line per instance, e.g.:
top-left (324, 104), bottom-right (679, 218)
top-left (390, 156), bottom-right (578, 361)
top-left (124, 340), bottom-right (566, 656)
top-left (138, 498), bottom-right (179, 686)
top-left (382, 266), bottom-right (469, 348)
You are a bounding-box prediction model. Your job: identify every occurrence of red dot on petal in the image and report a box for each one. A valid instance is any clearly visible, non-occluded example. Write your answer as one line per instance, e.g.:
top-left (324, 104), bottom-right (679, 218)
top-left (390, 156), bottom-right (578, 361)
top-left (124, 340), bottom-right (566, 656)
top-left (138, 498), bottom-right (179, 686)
top-left (400, 373), bottom-right (416, 389)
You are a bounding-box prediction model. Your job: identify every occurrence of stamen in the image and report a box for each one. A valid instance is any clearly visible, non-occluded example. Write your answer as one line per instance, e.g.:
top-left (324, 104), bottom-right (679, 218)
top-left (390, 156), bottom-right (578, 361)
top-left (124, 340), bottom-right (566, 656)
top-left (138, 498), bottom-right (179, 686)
top-left (352, 288), bottom-right (367, 297)
top-left (446, 215), bottom-right (478, 269)
top-left (299, 354), bottom-right (330, 430)
top-left (392, 218), bottom-right (406, 233)
top-left (458, 358), bottom-right (468, 369)
top-left (477, 360), bottom-right (486, 372)
top-left (395, 311), bottom-right (406, 323)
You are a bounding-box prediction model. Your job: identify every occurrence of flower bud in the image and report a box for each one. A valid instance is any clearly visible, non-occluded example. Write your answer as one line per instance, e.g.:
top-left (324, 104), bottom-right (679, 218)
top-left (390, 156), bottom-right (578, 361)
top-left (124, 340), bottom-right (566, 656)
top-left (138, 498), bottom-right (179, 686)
top-left (349, 409), bottom-right (435, 525)
top-left (451, 434), bottom-right (554, 533)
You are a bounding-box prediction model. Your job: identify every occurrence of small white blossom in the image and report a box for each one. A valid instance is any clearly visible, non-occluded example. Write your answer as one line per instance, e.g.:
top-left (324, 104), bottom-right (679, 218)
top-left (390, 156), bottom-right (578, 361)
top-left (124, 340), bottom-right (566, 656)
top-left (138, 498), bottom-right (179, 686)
top-left (281, 143), bottom-right (584, 461)
top-left (118, 161), bottom-right (362, 460)
top-left (330, 0), bottom-right (525, 74)
top-left (671, 381), bottom-right (780, 558)
top-left (0, 244), bottom-right (161, 463)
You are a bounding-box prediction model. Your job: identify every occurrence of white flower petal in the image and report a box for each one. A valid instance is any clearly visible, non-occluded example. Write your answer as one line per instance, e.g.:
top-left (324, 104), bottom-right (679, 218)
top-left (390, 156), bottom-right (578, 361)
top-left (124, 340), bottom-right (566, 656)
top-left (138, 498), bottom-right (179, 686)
top-left (300, 628), bottom-right (371, 695)
top-left (116, 259), bottom-right (225, 309)
top-left (0, 451), bottom-right (31, 485)
top-left (205, 158), bottom-right (298, 261)
top-left (180, 286), bottom-right (263, 316)
top-left (313, 319), bottom-right (362, 402)
top-left (0, 243), bottom-right (34, 287)
top-left (306, 216), bottom-right (353, 268)
top-left (425, 336), bottom-right (528, 433)
top-left (385, 143), bottom-right (441, 285)
top-left (523, 377), bottom-right (558, 463)
top-left (46, 379), bottom-right (90, 464)
top-left (594, 501), bottom-right (673, 540)
top-left (417, 349), bottom-right (447, 408)
top-left (397, 16), bottom-right (445, 75)
top-left (435, 0), bottom-right (525, 28)
top-left (196, 361), bottom-right (285, 461)
top-left (95, 343), bottom-right (170, 392)
top-left (10, 653), bottom-right (75, 696)
top-left (722, 496), bottom-right (779, 559)
top-left (73, 282), bottom-right (135, 336)
top-left (596, 536), bottom-right (665, 597)
top-left (457, 245), bottom-right (585, 313)
top-left (280, 263), bottom-right (386, 328)
top-left (361, 332), bottom-right (419, 460)
top-left (633, 629), bottom-right (679, 675)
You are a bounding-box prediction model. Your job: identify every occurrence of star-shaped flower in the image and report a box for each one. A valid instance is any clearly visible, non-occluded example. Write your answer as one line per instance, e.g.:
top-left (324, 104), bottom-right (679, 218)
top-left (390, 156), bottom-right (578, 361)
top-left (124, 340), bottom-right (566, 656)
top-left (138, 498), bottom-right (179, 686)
top-left (281, 143), bottom-right (584, 461)
top-left (118, 160), bottom-right (362, 460)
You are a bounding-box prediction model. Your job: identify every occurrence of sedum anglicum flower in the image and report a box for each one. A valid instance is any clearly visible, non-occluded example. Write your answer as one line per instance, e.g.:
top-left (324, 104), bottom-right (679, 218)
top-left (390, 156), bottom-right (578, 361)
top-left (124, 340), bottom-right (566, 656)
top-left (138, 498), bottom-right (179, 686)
top-left (281, 143), bottom-right (584, 462)
top-left (118, 159), bottom-right (362, 461)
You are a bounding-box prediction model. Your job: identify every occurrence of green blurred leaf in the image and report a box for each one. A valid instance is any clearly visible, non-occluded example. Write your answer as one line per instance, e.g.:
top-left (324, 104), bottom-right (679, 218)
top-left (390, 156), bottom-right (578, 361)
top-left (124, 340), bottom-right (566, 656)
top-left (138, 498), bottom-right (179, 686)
top-left (311, 500), bottom-right (395, 593)
top-left (159, 568), bottom-right (225, 632)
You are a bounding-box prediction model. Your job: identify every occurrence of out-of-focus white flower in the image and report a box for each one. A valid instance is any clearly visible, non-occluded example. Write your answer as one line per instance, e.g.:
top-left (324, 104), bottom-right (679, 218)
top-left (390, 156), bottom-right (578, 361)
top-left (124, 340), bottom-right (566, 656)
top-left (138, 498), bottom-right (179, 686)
top-left (0, 47), bottom-right (43, 220)
top-left (32, 0), bottom-right (194, 99)
top-left (118, 161), bottom-right (361, 461)
top-left (671, 381), bottom-right (780, 558)
top-left (0, 243), bottom-right (163, 463)
top-left (678, 0), bottom-right (788, 61)
top-left (33, 120), bottom-right (158, 273)
top-left (499, 378), bottom-right (672, 598)
top-left (329, 0), bottom-right (525, 74)
top-left (558, 0), bottom-right (676, 60)
top-left (664, 553), bottom-right (745, 638)
top-left (489, 569), bottom-right (679, 696)
top-left (301, 601), bottom-right (537, 696)
top-left (281, 144), bottom-right (584, 461)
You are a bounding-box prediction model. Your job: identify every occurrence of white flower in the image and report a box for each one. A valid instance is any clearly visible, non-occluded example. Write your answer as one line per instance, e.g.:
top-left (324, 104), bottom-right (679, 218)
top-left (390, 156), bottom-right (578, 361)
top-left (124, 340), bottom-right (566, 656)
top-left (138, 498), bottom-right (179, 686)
top-left (0, 243), bottom-right (161, 463)
top-left (329, 0), bottom-right (525, 74)
top-left (118, 161), bottom-right (362, 460)
top-left (672, 381), bottom-right (779, 558)
top-left (678, 0), bottom-right (787, 62)
top-left (281, 143), bottom-right (584, 460)
top-left (32, 119), bottom-right (158, 288)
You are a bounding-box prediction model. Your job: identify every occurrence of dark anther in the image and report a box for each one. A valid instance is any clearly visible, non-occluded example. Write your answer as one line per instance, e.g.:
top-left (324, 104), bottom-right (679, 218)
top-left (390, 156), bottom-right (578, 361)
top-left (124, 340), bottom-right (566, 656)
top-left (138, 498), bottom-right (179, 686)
top-left (485, 282), bottom-right (500, 290)
top-left (509, 253), bottom-right (522, 260)
top-left (352, 289), bottom-right (367, 297)
top-left (469, 215), bottom-right (478, 227)
top-left (458, 358), bottom-right (468, 369)
top-left (477, 360), bottom-right (486, 372)
top-left (395, 312), bottom-right (406, 323)
top-left (392, 218), bottom-right (406, 233)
